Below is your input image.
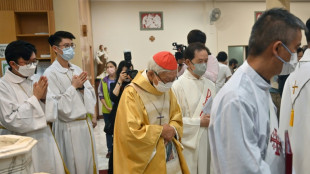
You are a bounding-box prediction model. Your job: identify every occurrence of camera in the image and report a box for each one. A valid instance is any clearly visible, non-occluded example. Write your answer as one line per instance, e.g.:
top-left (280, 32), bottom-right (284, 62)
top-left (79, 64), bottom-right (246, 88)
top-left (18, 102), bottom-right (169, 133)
top-left (123, 50), bottom-right (138, 79)
top-left (172, 42), bottom-right (186, 52)
top-left (172, 42), bottom-right (186, 60)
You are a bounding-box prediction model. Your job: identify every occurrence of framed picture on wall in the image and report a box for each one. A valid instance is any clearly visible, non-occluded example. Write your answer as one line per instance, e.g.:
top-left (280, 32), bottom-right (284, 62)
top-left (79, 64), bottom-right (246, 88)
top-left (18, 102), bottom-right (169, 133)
top-left (1, 58), bottom-right (9, 77)
top-left (254, 11), bottom-right (264, 22)
top-left (139, 11), bottom-right (163, 30)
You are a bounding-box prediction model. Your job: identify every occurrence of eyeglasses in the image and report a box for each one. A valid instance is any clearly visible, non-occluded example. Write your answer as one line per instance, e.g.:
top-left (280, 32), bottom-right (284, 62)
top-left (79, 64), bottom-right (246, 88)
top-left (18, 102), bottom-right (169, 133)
top-left (16, 60), bottom-right (39, 68)
top-left (155, 72), bottom-right (176, 84)
top-left (57, 43), bottom-right (76, 49)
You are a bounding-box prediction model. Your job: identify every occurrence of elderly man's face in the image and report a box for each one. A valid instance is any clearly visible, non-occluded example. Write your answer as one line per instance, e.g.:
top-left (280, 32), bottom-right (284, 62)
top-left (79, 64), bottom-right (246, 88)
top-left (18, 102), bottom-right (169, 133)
top-left (156, 70), bottom-right (177, 84)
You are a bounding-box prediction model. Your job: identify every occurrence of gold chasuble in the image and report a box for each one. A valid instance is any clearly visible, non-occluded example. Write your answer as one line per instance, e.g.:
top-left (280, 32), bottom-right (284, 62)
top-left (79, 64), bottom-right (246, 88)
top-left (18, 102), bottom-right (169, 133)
top-left (113, 71), bottom-right (189, 174)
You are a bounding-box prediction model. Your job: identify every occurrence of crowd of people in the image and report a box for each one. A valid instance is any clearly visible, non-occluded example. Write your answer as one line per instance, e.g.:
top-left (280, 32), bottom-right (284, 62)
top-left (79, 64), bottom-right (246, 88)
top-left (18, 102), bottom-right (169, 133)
top-left (0, 8), bottom-right (310, 174)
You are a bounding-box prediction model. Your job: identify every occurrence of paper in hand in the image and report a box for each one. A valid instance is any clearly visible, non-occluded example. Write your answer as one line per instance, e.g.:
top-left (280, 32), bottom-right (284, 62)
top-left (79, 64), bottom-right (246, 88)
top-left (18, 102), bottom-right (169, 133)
top-left (202, 97), bottom-right (213, 115)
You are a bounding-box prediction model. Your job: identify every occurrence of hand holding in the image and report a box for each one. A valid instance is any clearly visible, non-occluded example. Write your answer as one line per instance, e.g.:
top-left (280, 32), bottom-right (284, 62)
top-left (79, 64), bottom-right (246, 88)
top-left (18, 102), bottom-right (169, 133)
top-left (200, 114), bottom-right (210, 127)
top-left (161, 124), bottom-right (176, 142)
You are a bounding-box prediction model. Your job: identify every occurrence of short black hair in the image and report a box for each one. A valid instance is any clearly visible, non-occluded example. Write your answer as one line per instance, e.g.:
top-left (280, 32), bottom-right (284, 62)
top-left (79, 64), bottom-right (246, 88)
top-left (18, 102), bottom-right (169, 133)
top-left (5, 40), bottom-right (37, 67)
top-left (297, 47), bottom-right (303, 54)
top-left (187, 29), bottom-right (207, 44)
top-left (217, 51), bottom-right (228, 62)
top-left (106, 61), bottom-right (117, 68)
top-left (306, 18), bottom-right (310, 43)
top-left (48, 31), bottom-right (76, 46)
top-left (248, 8), bottom-right (305, 56)
top-left (229, 58), bottom-right (238, 66)
top-left (184, 42), bottom-right (207, 61)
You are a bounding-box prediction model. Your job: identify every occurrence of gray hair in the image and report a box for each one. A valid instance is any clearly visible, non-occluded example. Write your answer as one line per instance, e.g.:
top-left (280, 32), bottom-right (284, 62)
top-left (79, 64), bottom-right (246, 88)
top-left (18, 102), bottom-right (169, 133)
top-left (147, 58), bottom-right (174, 74)
top-left (248, 8), bottom-right (306, 56)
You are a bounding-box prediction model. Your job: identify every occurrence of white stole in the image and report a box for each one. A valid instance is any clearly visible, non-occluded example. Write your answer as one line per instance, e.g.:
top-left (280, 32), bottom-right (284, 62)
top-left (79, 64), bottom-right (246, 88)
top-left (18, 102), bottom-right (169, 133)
top-left (265, 96), bottom-right (285, 174)
top-left (130, 83), bottom-right (182, 174)
top-left (182, 81), bottom-right (212, 150)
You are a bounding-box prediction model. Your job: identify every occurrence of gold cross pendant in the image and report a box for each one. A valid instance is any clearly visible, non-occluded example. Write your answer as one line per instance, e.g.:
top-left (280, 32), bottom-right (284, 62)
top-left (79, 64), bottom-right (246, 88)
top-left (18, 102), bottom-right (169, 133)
top-left (292, 81), bottom-right (298, 94)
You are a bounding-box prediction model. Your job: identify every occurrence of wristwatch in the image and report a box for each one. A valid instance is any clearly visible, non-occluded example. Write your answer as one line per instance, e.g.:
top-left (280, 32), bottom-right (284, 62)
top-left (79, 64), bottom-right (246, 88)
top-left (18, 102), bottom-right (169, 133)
top-left (77, 85), bottom-right (85, 90)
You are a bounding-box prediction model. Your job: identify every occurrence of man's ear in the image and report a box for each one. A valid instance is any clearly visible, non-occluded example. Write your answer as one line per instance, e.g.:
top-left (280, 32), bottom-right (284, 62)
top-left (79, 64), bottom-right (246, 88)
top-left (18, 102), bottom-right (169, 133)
top-left (9, 61), bottom-right (17, 70)
top-left (185, 59), bottom-right (191, 66)
top-left (52, 45), bottom-right (59, 54)
top-left (272, 41), bottom-right (282, 56)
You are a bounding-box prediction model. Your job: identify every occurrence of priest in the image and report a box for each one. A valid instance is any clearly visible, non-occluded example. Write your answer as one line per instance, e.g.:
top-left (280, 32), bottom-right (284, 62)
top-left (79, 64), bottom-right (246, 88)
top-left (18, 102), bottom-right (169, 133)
top-left (279, 18), bottom-right (310, 174)
top-left (172, 42), bottom-right (215, 174)
top-left (113, 51), bottom-right (189, 174)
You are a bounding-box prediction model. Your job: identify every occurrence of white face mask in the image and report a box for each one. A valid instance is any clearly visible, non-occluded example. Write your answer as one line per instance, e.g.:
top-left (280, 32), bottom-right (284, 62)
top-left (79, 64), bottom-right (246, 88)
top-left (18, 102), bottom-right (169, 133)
top-left (153, 74), bottom-right (173, 92)
top-left (16, 64), bottom-right (36, 77)
top-left (277, 43), bottom-right (298, 75)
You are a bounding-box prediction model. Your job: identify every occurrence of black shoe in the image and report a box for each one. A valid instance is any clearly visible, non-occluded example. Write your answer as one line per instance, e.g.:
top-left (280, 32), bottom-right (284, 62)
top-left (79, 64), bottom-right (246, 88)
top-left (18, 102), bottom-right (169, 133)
top-left (106, 151), bottom-right (112, 158)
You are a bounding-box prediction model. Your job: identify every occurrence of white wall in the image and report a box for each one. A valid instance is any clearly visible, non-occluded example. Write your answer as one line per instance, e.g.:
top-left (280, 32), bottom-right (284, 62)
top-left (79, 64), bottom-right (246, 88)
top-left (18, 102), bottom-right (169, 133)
top-left (215, 2), bottom-right (308, 54)
top-left (91, 1), bottom-right (213, 70)
top-left (91, 1), bottom-right (309, 70)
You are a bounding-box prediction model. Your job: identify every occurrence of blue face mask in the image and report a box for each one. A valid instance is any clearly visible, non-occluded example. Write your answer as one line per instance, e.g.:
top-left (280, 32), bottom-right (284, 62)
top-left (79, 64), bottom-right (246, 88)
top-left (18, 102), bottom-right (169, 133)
top-left (60, 47), bottom-right (75, 61)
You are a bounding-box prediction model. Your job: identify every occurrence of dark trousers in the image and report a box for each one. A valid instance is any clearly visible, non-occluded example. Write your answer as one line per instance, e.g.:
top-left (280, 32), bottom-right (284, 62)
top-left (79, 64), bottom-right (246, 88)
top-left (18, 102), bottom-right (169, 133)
top-left (108, 148), bottom-right (113, 174)
top-left (103, 113), bottom-right (113, 152)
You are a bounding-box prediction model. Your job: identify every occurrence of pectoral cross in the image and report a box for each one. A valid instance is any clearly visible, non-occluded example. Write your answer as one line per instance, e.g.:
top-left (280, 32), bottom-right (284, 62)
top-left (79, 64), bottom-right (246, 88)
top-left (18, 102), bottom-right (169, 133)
top-left (157, 115), bottom-right (164, 125)
top-left (292, 81), bottom-right (298, 94)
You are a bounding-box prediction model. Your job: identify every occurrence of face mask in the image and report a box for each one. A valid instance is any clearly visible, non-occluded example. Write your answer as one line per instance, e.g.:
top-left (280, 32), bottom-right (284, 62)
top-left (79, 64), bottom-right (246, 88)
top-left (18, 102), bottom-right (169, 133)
top-left (277, 43), bottom-right (297, 75)
top-left (16, 64), bottom-right (36, 77)
top-left (154, 80), bottom-right (173, 93)
top-left (107, 67), bottom-right (115, 75)
top-left (153, 74), bottom-right (173, 92)
top-left (191, 62), bottom-right (207, 77)
top-left (60, 47), bottom-right (75, 61)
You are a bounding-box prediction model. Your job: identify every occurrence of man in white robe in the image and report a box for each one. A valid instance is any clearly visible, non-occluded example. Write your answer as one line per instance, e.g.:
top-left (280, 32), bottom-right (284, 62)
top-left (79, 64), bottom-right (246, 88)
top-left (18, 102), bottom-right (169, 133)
top-left (209, 8), bottom-right (305, 174)
top-left (172, 43), bottom-right (215, 174)
top-left (187, 29), bottom-right (219, 83)
top-left (279, 18), bottom-right (310, 174)
top-left (0, 40), bottom-right (67, 174)
top-left (44, 31), bottom-right (98, 174)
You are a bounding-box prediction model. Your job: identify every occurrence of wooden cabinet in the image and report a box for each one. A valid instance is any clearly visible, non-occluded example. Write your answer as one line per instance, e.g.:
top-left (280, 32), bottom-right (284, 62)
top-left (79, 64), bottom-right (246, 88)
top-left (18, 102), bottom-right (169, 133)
top-left (0, 10), bottom-right (55, 62)
top-left (0, 11), bottom-right (16, 43)
top-left (14, 11), bottom-right (55, 62)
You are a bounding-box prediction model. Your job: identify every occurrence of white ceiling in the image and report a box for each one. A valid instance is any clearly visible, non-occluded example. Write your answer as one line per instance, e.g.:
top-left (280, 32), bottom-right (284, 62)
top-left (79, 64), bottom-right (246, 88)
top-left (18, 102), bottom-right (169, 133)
top-left (91, 0), bottom-right (310, 2)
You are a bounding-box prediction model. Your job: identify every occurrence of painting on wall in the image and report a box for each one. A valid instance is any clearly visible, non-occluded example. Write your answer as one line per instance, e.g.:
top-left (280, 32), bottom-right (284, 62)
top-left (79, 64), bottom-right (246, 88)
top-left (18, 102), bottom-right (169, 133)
top-left (140, 12), bottom-right (163, 30)
top-left (1, 59), bottom-right (9, 77)
top-left (254, 11), bottom-right (264, 22)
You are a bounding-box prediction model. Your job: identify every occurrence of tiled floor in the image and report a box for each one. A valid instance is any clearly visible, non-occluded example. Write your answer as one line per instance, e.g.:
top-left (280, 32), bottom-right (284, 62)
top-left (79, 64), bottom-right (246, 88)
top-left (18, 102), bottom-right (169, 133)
top-left (93, 118), bottom-right (109, 170)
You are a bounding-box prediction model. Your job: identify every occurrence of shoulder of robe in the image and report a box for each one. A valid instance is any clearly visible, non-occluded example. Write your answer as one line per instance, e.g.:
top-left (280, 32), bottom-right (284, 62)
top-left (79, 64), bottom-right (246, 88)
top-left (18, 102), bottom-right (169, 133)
top-left (288, 62), bottom-right (310, 104)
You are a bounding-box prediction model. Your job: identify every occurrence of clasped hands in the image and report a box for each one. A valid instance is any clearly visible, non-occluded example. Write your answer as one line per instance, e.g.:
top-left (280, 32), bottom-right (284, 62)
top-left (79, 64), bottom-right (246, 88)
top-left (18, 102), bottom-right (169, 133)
top-left (72, 71), bottom-right (88, 89)
top-left (161, 124), bottom-right (176, 145)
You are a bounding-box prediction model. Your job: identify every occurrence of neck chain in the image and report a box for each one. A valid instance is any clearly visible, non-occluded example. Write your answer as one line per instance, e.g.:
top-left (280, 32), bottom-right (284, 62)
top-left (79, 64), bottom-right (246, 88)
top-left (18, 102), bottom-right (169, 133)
top-left (150, 93), bottom-right (166, 117)
top-left (66, 69), bottom-right (74, 82)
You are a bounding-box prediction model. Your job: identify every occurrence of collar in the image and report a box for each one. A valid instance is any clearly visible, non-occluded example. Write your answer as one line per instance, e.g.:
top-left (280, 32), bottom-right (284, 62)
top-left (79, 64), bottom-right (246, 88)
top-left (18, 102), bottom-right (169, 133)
top-left (241, 61), bottom-right (271, 91)
top-left (132, 70), bottom-right (164, 96)
top-left (53, 59), bottom-right (75, 73)
top-left (182, 69), bottom-right (203, 80)
top-left (3, 70), bottom-right (31, 84)
top-left (299, 48), bottom-right (310, 62)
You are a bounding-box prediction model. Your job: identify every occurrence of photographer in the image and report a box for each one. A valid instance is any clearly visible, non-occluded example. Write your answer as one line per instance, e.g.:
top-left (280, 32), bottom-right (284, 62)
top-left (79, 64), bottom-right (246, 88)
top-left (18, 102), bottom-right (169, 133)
top-left (172, 42), bottom-right (187, 77)
top-left (106, 60), bottom-right (135, 174)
